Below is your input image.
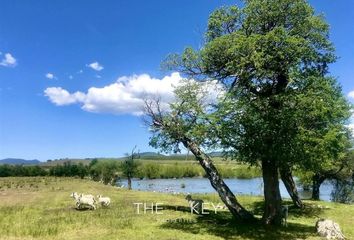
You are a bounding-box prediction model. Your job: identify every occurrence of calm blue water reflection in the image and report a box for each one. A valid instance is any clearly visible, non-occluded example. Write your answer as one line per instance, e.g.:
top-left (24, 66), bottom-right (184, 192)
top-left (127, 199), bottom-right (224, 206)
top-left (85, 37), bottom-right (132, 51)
top-left (120, 177), bottom-right (334, 201)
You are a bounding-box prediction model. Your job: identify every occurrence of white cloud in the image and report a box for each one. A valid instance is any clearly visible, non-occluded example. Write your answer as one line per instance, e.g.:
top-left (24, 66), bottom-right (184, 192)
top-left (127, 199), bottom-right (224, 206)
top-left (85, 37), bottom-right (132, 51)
top-left (0, 53), bottom-right (17, 67)
top-left (348, 91), bottom-right (354, 99)
top-left (45, 73), bottom-right (55, 79)
top-left (44, 87), bottom-right (85, 106)
top-left (348, 122), bottom-right (354, 137)
top-left (44, 72), bottom-right (223, 115)
top-left (87, 62), bottom-right (103, 71)
top-left (347, 113), bottom-right (354, 137)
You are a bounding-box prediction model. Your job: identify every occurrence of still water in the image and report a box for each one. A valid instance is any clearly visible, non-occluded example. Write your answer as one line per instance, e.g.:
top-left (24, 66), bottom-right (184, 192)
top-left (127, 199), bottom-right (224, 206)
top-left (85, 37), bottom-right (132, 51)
top-left (120, 177), bottom-right (334, 201)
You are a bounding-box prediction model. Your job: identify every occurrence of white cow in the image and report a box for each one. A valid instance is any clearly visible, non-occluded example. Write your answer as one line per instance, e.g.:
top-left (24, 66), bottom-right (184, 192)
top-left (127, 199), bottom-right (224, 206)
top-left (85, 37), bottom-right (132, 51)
top-left (70, 192), bottom-right (96, 210)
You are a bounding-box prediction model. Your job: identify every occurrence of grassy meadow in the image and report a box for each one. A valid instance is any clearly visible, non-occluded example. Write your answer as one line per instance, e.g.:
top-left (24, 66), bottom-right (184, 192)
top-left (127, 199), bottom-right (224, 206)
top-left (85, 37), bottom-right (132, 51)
top-left (135, 160), bottom-right (261, 179)
top-left (0, 177), bottom-right (353, 240)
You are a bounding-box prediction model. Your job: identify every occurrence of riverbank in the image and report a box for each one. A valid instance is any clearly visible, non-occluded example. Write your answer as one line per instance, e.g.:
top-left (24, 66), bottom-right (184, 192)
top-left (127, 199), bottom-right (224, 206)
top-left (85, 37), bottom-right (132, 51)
top-left (135, 161), bottom-right (262, 179)
top-left (1, 158), bottom-right (262, 179)
top-left (0, 177), bottom-right (353, 240)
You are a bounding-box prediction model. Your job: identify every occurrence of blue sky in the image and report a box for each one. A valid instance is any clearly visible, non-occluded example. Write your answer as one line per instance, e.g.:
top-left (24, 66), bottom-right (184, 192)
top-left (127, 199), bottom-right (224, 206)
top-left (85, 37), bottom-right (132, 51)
top-left (0, 0), bottom-right (353, 161)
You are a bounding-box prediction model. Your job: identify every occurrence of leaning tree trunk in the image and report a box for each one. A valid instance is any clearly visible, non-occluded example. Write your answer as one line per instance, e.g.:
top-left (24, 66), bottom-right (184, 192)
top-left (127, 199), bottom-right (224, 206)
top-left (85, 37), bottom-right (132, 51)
top-left (280, 167), bottom-right (304, 208)
top-left (182, 138), bottom-right (255, 222)
top-left (262, 159), bottom-right (283, 225)
top-left (312, 174), bottom-right (325, 200)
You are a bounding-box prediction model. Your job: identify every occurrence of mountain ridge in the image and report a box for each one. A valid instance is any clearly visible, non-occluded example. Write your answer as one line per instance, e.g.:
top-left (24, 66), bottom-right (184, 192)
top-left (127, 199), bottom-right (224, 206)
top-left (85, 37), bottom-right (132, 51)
top-left (0, 158), bottom-right (41, 165)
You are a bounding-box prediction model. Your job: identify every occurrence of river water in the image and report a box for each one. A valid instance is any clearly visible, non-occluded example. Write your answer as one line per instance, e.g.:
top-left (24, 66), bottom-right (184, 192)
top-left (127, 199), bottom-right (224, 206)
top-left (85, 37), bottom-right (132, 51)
top-left (120, 177), bottom-right (334, 202)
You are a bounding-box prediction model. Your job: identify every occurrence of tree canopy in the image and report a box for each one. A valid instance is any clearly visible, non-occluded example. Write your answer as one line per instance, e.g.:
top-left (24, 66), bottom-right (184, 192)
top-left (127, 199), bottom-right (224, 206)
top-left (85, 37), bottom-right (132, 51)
top-left (149, 0), bottom-right (353, 225)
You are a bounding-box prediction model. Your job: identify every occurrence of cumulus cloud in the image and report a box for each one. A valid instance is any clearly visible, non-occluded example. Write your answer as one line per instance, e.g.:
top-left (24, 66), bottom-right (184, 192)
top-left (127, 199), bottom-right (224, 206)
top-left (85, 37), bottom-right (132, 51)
top-left (44, 72), bottom-right (223, 115)
top-left (0, 53), bottom-right (17, 67)
top-left (87, 62), bottom-right (103, 71)
top-left (348, 123), bottom-right (354, 137)
top-left (45, 73), bottom-right (55, 79)
top-left (348, 91), bottom-right (354, 99)
top-left (349, 112), bottom-right (354, 133)
top-left (44, 87), bottom-right (85, 106)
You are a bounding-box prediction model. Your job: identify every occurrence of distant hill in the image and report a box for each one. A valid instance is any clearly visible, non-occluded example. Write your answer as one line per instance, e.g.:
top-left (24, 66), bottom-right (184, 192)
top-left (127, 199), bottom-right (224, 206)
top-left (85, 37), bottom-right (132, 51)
top-left (167, 153), bottom-right (196, 160)
top-left (0, 151), bottom-right (223, 167)
top-left (168, 151), bottom-right (223, 159)
top-left (138, 151), bottom-right (224, 160)
top-left (0, 158), bottom-right (41, 165)
top-left (139, 152), bottom-right (164, 156)
top-left (208, 151), bottom-right (223, 157)
top-left (40, 158), bottom-right (92, 167)
top-left (139, 152), bottom-right (165, 158)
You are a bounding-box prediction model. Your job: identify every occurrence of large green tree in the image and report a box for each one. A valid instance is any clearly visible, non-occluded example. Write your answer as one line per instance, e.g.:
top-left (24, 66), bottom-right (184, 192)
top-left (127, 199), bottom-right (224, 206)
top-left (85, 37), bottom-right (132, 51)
top-left (164, 0), bottom-right (352, 225)
top-left (306, 145), bottom-right (353, 200)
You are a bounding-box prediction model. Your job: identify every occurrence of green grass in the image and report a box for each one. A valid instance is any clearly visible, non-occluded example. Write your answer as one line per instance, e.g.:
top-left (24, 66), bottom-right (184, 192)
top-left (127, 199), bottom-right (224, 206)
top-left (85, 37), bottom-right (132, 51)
top-left (135, 161), bottom-right (261, 179)
top-left (0, 177), bottom-right (352, 240)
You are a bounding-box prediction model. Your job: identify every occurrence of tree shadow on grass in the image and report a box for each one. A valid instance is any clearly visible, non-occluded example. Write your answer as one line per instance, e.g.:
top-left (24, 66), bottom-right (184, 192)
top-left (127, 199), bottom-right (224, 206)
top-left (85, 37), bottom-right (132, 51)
top-left (160, 204), bottom-right (317, 240)
top-left (250, 200), bottom-right (327, 218)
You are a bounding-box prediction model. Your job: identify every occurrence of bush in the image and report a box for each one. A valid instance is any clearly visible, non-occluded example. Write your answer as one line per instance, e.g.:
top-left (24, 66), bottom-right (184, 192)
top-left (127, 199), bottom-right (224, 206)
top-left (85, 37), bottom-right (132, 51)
top-left (49, 162), bottom-right (88, 178)
top-left (0, 165), bottom-right (47, 177)
top-left (89, 160), bottom-right (120, 185)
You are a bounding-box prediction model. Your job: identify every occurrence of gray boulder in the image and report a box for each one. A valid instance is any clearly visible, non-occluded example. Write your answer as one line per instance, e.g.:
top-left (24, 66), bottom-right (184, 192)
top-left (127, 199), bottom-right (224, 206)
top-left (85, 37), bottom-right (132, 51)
top-left (316, 219), bottom-right (345, 240)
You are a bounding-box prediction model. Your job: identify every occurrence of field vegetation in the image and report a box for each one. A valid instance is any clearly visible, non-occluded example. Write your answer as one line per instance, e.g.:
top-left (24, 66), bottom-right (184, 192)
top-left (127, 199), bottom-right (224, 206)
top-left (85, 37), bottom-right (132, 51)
top-left (0, 177), bottom-right (353, 240)
top-left (0, 157), bottom-right (262, 180)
